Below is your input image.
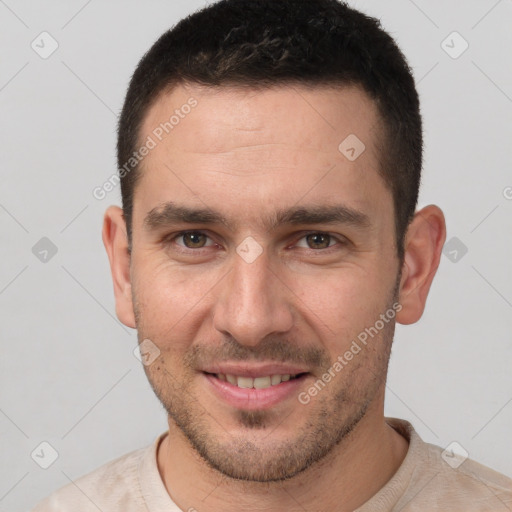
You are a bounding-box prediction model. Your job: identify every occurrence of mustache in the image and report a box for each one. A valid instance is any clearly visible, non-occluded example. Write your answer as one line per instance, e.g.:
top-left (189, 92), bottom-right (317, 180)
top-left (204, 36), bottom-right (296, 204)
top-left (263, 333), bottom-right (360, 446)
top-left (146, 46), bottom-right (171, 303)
top-left (183, 336), bottom-right (331, 371)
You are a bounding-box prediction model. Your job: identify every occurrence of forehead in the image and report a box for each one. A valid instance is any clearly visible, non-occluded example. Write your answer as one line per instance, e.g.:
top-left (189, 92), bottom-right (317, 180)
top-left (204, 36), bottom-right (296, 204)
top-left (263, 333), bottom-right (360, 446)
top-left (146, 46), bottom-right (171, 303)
top-left (141, 82), bottom-right (382, 153)
top-left (134, 83), bottom-right (391, 231)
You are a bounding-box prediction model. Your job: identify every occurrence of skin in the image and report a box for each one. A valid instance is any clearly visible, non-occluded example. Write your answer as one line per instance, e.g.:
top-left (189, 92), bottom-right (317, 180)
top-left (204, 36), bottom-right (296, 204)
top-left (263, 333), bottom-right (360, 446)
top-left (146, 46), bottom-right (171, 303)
top-left (103, 83), bottom-right (446, 511)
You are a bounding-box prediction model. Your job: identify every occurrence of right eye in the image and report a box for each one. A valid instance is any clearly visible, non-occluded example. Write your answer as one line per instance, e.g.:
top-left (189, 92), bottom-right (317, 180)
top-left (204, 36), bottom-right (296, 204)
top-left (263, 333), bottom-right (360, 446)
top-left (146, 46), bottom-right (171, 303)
top-left (173, 231), bottom-right (214, 249)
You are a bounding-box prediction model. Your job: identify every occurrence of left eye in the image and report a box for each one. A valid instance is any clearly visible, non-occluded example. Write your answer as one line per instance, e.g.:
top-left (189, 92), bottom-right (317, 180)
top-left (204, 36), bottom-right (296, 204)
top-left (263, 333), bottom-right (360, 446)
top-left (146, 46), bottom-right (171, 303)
top-left (175, 232), bottom-right (215, 249)
top-left (295, 233), bottom-right (339, 250)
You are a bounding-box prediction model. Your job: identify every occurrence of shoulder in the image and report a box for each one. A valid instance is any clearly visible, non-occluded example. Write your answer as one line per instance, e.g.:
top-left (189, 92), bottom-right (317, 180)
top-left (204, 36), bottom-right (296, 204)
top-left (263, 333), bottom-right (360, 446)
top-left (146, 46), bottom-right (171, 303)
top-left (30, 443), bottom-right (151, 512)
top-left (420, 440), bottom-right (512, 509)
top-left (386, 418), bottom-right (512, 511)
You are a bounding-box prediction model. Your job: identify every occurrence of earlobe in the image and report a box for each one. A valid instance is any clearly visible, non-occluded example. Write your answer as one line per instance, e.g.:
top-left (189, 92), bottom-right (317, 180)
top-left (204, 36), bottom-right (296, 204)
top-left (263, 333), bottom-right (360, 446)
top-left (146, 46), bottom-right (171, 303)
top-left (396, 205), bottom-right (446, 325)
top-left (102, 206), bottom-right (136, 329)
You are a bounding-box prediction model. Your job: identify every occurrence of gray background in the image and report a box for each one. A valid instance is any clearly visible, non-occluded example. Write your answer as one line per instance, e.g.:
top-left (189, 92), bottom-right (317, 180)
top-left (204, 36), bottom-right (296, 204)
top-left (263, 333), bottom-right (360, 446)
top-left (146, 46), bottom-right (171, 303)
top-left (1, 0), bottom-right (511, 510)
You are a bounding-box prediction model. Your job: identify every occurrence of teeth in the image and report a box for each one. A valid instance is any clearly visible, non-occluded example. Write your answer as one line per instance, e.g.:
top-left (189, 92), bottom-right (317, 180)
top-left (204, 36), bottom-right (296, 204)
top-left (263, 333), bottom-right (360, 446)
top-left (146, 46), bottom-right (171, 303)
top-left (271, 374), bottom-right (282, 385)
top-left (237, 376), bottom-right (253, 389)
top-left (215, 373), bottom-right (298, 388)
top-left (253, 376), bottom-right (271, 389)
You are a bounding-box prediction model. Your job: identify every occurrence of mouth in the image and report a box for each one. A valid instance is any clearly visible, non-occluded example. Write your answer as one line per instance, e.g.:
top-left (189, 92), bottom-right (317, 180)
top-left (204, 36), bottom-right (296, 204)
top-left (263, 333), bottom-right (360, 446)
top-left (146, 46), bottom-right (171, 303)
top-left (204, 372), bottom-right (308, 389)
top-left (202, 371), bottom-right (311, 410)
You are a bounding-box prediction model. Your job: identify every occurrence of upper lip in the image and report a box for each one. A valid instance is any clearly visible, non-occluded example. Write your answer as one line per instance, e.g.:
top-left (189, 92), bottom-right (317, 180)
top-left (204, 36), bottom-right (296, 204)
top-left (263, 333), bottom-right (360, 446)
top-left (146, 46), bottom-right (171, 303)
top-left (200, 363), bottom-right (310, 378)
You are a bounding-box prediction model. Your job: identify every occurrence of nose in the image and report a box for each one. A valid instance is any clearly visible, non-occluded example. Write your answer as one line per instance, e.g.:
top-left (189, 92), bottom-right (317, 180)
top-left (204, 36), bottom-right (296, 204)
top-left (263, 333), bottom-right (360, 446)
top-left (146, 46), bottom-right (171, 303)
top-left (212, 246), bottom-right (294, 347)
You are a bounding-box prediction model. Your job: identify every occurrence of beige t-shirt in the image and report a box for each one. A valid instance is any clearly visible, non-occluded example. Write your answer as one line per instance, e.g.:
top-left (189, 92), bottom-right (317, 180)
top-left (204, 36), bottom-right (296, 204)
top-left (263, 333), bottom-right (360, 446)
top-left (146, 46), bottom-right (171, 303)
top-left (31, 418), bottom-right (512, 511)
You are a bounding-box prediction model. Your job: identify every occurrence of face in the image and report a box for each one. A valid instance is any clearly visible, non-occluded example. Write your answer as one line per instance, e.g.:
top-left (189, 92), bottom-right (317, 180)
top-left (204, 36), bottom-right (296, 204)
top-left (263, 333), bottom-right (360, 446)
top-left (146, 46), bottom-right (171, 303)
top-left (123, 84), bottom-right (404, 481)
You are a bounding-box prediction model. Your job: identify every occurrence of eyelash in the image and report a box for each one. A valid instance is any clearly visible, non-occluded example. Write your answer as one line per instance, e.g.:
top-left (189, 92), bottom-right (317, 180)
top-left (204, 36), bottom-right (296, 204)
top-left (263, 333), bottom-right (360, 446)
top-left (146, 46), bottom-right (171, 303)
top-left (165, 230), bottom-right (347, 254)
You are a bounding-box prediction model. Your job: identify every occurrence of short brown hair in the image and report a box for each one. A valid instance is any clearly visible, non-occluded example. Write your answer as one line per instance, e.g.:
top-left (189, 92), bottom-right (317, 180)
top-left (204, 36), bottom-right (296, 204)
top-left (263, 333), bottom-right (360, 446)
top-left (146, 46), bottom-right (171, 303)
top-left (118, 0), bottom-right (422, 259)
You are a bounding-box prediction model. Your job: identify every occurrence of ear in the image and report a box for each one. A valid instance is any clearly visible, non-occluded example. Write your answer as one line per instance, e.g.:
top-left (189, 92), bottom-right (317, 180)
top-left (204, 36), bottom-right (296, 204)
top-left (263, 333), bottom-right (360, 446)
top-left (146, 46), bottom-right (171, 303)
top-left (102, 206), bottom-right (136, 329)
top-left (396, 205), bottom-right (446, 325)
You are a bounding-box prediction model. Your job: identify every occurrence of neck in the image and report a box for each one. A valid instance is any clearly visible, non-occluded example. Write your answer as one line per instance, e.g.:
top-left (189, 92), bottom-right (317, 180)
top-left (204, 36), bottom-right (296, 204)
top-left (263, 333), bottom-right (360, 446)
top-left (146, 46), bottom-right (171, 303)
top-left (157, 407), bottom-right (409, 511)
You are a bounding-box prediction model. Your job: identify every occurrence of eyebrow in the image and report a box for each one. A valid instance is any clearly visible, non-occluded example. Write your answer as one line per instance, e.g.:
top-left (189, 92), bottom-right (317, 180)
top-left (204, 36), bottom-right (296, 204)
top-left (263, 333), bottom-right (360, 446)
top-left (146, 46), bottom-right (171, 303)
top-left (143, 201), bottom-right (371, 232)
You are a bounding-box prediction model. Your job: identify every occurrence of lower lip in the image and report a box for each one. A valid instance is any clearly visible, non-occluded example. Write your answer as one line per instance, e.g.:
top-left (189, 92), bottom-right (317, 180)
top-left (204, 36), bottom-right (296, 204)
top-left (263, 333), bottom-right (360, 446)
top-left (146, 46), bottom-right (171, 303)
top-left (203, 373), bottom-right (309, 411)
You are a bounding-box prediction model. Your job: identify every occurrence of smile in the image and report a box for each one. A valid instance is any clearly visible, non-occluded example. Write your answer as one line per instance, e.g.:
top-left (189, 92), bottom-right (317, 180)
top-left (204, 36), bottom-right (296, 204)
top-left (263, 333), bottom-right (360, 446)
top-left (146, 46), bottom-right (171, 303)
top-left (210, 373), bottom-right (303, 389)
top-left (203, 372), bottom-right (310, 410)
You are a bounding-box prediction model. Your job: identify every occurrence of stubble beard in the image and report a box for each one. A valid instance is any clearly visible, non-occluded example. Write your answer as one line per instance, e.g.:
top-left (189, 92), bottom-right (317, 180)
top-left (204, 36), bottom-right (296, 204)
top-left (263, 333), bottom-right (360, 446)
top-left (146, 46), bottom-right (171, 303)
top-left (136, 286), bottom-right (398, 482)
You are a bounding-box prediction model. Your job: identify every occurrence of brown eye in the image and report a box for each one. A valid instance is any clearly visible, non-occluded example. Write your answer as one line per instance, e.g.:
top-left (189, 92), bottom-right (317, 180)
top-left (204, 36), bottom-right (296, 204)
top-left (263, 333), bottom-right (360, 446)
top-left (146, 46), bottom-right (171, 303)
top-left (305, 233), bottom-right (332, 249)
top-left (180, 232), bottom-right (209, 248)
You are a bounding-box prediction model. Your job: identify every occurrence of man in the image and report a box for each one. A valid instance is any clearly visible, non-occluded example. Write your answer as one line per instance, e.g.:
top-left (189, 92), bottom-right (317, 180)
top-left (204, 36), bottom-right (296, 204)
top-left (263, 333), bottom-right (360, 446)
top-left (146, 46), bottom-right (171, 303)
top-left (32, 0), bottom-right (512, 510)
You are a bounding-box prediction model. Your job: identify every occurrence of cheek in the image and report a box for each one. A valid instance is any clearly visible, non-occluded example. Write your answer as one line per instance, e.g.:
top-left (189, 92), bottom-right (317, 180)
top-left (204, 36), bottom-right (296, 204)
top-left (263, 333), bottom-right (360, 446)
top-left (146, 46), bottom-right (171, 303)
top-left (132, 257), bottom-right (222, 343)
top-left (289, 266), bottom-right (386, 332)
